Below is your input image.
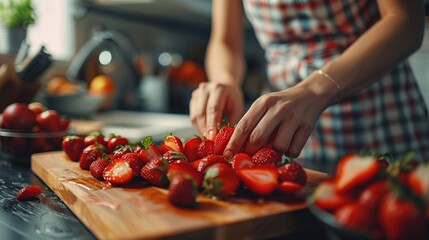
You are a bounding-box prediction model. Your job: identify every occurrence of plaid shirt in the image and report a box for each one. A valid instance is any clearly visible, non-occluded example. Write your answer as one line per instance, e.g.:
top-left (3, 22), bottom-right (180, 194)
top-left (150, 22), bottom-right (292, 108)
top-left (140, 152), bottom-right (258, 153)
top-left (243, 0), bottom-right (429, 162)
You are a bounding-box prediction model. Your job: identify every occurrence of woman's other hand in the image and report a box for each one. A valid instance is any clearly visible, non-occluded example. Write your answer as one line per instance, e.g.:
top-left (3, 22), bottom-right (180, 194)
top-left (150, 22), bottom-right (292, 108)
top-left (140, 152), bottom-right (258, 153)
top-left (190, 82), bottom-right (244, 140)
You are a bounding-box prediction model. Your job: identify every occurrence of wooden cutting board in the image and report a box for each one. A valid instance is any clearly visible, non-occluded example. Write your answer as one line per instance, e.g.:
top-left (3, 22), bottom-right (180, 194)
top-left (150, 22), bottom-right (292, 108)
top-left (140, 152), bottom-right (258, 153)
top-left (32, 151), bottom-right (329, 240)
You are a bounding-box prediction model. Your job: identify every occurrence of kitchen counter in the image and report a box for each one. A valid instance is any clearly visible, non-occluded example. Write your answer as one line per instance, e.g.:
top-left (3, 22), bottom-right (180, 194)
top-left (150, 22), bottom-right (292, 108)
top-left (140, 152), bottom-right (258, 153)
top-left (0, 156), bottom-right (335, 240)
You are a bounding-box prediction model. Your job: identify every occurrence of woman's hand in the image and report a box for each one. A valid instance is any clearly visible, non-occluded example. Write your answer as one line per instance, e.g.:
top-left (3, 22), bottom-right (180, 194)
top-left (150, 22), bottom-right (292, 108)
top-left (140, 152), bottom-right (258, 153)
top-left (223, 83), bottom-right (330, 158)
top-left (190, 82), bottom-right (245, 140)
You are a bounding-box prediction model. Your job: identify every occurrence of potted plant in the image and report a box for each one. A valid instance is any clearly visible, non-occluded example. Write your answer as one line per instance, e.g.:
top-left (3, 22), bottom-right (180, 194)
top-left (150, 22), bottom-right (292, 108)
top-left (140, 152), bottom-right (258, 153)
top-left (0, 0), bottom-right (36, 53)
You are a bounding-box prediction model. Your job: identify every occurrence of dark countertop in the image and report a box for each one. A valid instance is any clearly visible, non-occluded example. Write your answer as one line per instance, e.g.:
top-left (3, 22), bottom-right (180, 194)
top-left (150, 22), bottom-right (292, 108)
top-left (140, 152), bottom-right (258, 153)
top-left (0, 152), bottom-right (335, 240)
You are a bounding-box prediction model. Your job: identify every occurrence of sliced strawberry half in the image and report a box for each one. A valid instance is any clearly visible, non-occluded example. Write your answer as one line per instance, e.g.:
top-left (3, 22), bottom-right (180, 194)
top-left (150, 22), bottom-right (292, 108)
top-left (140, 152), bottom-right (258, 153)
top-left (103, 158), bottom-right (134, 186)
top-left (162, 134), bottom-right (184, 153)
top-left (230, 152), bottom-right (254, 173)
top-left (408, 163), bottom-right (429, 197)
top-left (17, 185), bottom-right (42, 200)
top-left (197, 154), bottom-right (228, 173)
top-left (277, 181), bottom-right (304, 195)
top-left (237, 165), bottom-right (279, 196)
top-left (312, 180), bottom-right (354, 212)
top-left (335, 154), bottom-right (384, 193)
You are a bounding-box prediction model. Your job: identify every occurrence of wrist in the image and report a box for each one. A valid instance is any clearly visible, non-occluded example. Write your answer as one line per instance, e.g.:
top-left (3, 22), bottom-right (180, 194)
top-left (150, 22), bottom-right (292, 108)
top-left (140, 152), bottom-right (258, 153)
top-left (299, 70), bottom-right (341, 107)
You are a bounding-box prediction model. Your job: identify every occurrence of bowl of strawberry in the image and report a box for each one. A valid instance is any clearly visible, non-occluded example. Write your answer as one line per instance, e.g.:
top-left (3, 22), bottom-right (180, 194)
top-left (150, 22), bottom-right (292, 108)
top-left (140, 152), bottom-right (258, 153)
top-left (308, 152), bottom-right (429, 240)
top-left (0, 102), bottom-right (70, 162)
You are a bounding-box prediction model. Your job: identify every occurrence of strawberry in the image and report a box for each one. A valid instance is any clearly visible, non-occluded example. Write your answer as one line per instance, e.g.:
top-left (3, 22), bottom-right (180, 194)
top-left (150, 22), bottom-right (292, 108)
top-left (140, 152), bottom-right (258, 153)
top-left (334, 202), bottom-right (378, 237)
top-left (112, 144), bottom-right (133, 159)
top-left (135, 136), bottom-right (162, 164)
top-left (277, 181), bottom-right (304, 195)
top-left (168, 176), bottom-right (198, 208)
top-left (62, 135), bottom-right (85, 162)
top-left (312, 180), bottom-right (354, 212)
top-left (197, 139), bottom-right (214, 158)
top-left (191, 159), bottom-right (202, 169)
top-left (167, 160), bottom-right (204, 187)
top-left (107, 136), bottom-right (129, 153)
top-left (203, 163), bottom-right (240, 198)
top-left (213, 125), bottom-right (234, 155)
top-left (140, 157), bottom-right (169, 188)
top-left (408, 162), bottom-right (429, 197)
top-left (251, 147), bottom-right (282, 166)
top-left (79, 144), bottom-right (104, 170)
top-left (230, 152), bottom-right (254, 173)
top-left (17, 185), bottom-right (42, 200)
top-left (84, 132), bottom-right (107, 148)
top-left (357, 180), bottom-right (389, 213)
top-left (122, 152), bottom-right (144, 177)
top-left (379, 191), bottom-right (428, 240)
top-left (90, 158), bottom-right (110, 180)
top-left (277, 161), bottom-right (307, 186)
top-left (197, 154), bottom-right (228, 173)
top-left (335, 154), bottom-right (385, 193)
top-left (161, 134), bottom-right (184, 153)
top-left (162, 150), bottom-right (187, 164)
top-left (103, 158), bottom-right (134, 186)
top-left (237, 165), bottom-right (279, 196)
top-left (183, 136), bottom-right (202, 162)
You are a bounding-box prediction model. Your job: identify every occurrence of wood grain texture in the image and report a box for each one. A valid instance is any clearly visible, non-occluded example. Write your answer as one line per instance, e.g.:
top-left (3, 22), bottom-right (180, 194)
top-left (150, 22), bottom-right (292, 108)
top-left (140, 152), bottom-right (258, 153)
top-left (31, 151), bottom-right (329, 240)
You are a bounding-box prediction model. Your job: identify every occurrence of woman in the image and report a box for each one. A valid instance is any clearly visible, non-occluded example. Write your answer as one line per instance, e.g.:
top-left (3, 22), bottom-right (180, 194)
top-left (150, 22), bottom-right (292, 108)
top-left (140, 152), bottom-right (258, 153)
top-left (189, 0), bottom-right (429, 162)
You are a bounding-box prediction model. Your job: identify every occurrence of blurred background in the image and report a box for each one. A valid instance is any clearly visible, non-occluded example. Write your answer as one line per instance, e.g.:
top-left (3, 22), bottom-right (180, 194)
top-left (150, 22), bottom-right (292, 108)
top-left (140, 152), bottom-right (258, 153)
top-left (0, 0), bottom-right (428, 116)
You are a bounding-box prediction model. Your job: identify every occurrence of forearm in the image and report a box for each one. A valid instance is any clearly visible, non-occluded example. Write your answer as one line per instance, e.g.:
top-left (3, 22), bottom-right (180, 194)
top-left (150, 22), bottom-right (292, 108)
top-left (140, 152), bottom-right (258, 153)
top-left (326, 1), bottom-right (424, 98)
top-left (205, 40), bottom-right (245, 86)
top-left (300, 0), bottom-right (424, 106)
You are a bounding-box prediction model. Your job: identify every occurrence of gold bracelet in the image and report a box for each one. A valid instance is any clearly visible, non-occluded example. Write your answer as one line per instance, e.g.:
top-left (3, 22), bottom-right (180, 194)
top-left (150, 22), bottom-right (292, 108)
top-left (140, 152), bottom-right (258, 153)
top-left (316, 69), bottom-right (342, 103)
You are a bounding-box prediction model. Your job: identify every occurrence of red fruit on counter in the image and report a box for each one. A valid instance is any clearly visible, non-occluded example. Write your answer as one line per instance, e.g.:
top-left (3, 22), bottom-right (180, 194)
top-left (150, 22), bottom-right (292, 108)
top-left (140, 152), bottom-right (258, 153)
top-left (312, 180), bottom-right (354, 212)
top-left (203, 163), bottom-right (240, 198)
top-left (103, 158), bottom-right (134, 186)
top-left (197, 154), bottom-right (228, 173)
top-left (17, 185), bottom-right (42, 200)
top-left (107, 136), bottom-right (129, 153)
top-left (379, 191), bottom-right (428, 240)
top-left (277, 181), bottom-right (304, 195)
top-left (230, 152), bottom-right (254, 173)
top-left (167, 160), bottom-right (203, 187)
top-left (90, 158), bottom-right (110, 180)
top-left (135, 136), bottom-right (162, 164)
top-left (36, 110), bottom-right (61, 132)
top-left (197, 139), bottom-right (214, 158)
top-left (112, 144), bottom-right (133, 159)
top-left (140, 157), bottom-right (169, 188)
top-left (251, 147), bottom-right (282, 166)
top-left (335, 154), bottom-right (385, 193)
top-left (238, 165), bottom-right (279, 196)
top-left (408, 163), bottom-right (429, 197)
top-left (161, 134), bottom-right (184, 153)
top-left (213, 125), bottom-right (234, 156)
top-left (122, 152), bottom-right (144, 177)
top-left (162, 150), bottom-right (187, 164)
top-left (2, 103), bottom-right (37, 130)
top-left (334, 202), bottom-right (378, 236)
top-left (183, 136), bottom-right (202, 162)
top-left (84, 132), bottom-right (107, 148)
top-left (277, 161), bottom-right (307, 186)
top-left (79, 144), bottom-right (104, 170)
top-left (168, 176), bottom-right (198, 208)
top-left (62, 135), bottom-right (85, 162)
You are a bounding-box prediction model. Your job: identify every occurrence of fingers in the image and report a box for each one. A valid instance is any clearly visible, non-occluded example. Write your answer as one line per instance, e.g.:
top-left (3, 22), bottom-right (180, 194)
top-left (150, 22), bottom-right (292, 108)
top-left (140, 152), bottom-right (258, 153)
top-left (284, 124), bottom-right (313, 157)
top-left (205, 85), bottom-right (227, 140)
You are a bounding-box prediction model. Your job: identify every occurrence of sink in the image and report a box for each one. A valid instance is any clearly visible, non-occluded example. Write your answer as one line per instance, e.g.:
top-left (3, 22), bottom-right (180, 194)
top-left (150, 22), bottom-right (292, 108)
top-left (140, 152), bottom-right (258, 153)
top-left (91, 111), bottom-right (197, 143)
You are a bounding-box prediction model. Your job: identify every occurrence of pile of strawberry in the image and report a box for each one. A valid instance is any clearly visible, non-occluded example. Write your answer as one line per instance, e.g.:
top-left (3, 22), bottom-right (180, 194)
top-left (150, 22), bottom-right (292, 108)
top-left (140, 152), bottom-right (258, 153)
top-left (62, 125), bottom-right (307, 208)
top-left (311, 152), bottom-right (429, 240)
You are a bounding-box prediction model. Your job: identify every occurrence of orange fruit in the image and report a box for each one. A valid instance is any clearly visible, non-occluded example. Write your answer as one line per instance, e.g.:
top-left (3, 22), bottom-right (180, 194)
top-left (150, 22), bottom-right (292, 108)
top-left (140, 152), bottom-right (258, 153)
top-left (89, 75), bottom-right (116, 95)
top-left (47, 77), bottom-right (78, 95)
